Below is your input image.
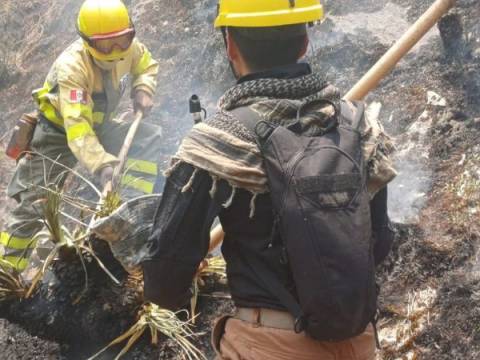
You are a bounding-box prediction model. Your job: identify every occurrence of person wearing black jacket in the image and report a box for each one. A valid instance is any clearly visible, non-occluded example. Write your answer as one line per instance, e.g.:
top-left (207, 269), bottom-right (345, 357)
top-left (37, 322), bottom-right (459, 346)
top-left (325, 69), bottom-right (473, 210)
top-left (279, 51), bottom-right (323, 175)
top-left (142, 1), bottom-right (396, 359)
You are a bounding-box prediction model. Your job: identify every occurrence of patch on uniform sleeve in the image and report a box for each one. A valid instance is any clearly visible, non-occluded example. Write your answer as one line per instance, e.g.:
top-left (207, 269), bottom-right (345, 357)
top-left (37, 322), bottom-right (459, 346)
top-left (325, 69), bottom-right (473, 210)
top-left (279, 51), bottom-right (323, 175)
top-left (69, 90), bottom-right (88, 105)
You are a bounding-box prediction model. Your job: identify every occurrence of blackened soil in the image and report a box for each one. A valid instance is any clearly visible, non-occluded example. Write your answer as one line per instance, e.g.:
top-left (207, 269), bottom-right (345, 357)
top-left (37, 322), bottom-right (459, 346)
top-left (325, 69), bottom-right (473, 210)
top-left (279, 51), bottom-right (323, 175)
top-left (0, 319), bottom-right (63, 360)
top-left (3, 241), bottom-right (234, 359)
top-left (0, 0), bottom-right (479, 359)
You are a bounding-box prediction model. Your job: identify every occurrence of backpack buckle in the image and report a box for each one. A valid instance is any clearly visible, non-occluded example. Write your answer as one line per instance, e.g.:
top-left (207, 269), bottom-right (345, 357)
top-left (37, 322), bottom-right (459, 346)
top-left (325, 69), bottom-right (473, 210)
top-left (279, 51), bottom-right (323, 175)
top-left (255, 121), bottom-right (275, 141)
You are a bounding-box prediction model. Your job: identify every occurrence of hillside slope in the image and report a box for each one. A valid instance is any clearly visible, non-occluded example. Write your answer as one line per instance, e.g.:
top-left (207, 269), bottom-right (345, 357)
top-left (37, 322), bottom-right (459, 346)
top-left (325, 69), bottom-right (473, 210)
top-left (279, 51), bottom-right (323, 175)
top-left (0, 0), bottom-right (479, 359)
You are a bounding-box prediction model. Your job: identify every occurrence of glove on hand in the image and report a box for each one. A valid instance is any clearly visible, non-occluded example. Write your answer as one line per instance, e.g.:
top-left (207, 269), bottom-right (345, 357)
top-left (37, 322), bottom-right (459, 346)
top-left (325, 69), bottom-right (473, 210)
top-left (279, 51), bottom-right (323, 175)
top-left (133, 90), bottom-right (153, 117)
top-left (99, 166), bottom-right (114, 189)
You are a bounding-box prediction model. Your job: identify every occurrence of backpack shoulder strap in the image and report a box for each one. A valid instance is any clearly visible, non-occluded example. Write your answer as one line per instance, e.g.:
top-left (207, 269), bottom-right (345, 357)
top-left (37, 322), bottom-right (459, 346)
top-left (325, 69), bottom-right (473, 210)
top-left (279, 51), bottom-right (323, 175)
top-left (237, 247), bottom-right (306, 332)
top-left (230, 106), bottom-right (262, 135)
top-left (230, 106), bottom-right (277, 144)
top-left (230, 106), bottom-right (306, 331)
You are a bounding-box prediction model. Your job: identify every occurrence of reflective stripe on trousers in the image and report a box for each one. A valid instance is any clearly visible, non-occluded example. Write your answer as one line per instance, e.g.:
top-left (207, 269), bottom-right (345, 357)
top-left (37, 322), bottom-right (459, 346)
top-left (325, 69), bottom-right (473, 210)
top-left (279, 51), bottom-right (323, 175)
top-left (120, 158), bottom-right (159, 194)
top-left (0, 232), bottom-right (36, 271)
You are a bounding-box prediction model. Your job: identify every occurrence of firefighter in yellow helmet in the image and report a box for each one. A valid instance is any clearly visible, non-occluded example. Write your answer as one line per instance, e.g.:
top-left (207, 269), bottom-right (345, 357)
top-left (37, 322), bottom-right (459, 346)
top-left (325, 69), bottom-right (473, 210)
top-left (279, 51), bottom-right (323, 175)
top-left (142, 1), bottom-right (396, 359)
top-left (0, 0), bottom-right (163, 273)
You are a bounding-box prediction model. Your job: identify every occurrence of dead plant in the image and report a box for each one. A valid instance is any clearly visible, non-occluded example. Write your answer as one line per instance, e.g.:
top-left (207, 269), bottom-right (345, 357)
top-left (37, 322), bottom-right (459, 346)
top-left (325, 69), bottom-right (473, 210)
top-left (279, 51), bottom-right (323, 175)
top-left (191, 256), bottom-right (226, 322)
top-left (0, 259), bottom-right (26, 302)
top-left (97, 190), bottom-right (122, 219)
top-left (26, 184), bottom-right (120, 301)
top-left (88, 303), bottom-right (206, 360)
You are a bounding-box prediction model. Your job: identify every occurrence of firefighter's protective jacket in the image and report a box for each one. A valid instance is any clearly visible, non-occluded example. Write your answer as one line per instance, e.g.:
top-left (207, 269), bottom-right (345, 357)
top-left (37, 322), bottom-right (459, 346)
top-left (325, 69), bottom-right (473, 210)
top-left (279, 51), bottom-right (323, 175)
top-left (32, 39), bottom-right (159, 174)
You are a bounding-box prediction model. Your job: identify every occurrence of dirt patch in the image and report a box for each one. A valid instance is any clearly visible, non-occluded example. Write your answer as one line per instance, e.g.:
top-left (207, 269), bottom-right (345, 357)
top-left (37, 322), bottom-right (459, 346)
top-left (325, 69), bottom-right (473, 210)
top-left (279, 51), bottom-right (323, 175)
top-left (0, 318), bottom-right (63, 360)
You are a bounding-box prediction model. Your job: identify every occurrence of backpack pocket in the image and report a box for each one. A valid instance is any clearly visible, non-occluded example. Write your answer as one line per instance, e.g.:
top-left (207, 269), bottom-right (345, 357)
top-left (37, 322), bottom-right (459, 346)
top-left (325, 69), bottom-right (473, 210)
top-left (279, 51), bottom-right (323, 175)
top-left (295, 172), bottom-right (362, 209)
top-left (292, 146), bottom-right (363, 210)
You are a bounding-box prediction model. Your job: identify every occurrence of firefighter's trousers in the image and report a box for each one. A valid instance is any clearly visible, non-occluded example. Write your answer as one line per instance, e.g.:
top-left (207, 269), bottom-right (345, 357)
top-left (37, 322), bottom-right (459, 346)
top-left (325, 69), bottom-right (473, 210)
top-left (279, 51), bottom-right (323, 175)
top-left (0, 119), bottom-right (163, 271)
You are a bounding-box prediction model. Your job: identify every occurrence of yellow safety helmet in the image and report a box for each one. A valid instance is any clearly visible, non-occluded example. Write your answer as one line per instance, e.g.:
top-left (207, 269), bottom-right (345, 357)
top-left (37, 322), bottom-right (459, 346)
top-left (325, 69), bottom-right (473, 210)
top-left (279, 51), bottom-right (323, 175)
top-left (77, 0), bottom-right (134, 61)
top-left (214, 0), bottom-right (324, 28)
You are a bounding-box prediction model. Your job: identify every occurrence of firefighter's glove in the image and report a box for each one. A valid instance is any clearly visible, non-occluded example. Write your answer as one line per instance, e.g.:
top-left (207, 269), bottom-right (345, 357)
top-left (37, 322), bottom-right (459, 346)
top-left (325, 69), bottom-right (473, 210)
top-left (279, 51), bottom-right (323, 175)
top-left (99, 166), bottom-right (114, 189)
top-left (133, 90), bottom-right (153, 117)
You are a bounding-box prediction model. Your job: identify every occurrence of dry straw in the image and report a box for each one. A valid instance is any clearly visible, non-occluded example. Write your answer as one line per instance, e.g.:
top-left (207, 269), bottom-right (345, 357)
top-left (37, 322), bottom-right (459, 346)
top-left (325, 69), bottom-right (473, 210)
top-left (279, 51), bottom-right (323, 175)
top-left (88, 303), bottom-right (206, 360)
top-left (191, 256), bottom-right (226, 322)
top-left (10, 153), bottom-right (208, 358)
top-left (0, 259), bottom-right (26, 302)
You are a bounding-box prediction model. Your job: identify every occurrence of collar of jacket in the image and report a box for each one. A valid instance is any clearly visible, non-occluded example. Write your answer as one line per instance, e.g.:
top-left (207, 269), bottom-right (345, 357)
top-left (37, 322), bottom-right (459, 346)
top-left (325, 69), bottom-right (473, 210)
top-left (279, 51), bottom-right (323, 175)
top-left (237, 63), bottom-right (312, 85)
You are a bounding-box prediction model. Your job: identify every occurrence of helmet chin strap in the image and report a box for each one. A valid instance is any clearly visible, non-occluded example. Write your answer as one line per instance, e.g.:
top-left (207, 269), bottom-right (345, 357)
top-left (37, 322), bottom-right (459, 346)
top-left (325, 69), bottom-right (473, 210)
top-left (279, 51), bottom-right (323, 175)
top-left (221, 27), bottom-right (240, 80)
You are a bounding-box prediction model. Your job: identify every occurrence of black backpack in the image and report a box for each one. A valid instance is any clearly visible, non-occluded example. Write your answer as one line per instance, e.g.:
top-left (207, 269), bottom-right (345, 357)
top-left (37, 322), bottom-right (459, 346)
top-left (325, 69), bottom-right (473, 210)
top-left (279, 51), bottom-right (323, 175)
top-left (232, 100), bottom-right (377, 342)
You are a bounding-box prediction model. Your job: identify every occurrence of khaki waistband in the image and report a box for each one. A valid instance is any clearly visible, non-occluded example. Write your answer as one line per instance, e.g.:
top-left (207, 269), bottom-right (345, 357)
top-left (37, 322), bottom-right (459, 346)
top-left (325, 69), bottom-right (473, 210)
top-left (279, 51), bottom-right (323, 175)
top-left (234, 307), bottom-right (296, 331)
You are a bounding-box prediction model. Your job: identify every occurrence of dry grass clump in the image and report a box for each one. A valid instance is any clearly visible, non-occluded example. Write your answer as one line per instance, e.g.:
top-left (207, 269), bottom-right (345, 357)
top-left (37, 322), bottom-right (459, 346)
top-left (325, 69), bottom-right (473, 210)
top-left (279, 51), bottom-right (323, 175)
top-left (0, 2), bottom-right (40, 86)
top-left (86, 258), bottom-right (224, 359)
top-left (26, 183), bottom-right (121, 301)
top-left (26, 185), bottom-right (87, 299)
top-left (97, 190), bottom-right (123, 219)
top-left (0, 19), bottom-right (17, 88)
top-left (24, 152), bottom-right (125, 294)
top-left (0, 259), bottom-right (26, 302)
top-left (88, 303), bottom-right (206, 360)
top-left (444, 152), bottom-right (480, 232)
top-left (191, 256), bottom-right (226, 322)
top-left (379, 287), bottom-right (437, 359)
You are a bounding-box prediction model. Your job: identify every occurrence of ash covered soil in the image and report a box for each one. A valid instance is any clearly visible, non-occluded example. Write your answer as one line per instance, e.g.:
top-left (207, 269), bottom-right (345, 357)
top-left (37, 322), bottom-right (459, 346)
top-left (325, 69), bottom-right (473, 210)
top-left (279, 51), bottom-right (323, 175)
top-left (0, 0), bottom-right (479, 359)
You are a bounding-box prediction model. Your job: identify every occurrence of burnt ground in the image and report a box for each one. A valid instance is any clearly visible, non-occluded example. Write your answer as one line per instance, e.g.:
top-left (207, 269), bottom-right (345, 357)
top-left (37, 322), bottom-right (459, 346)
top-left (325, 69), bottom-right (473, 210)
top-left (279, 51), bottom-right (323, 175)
top-left (1, 240), bottom-right (234, 359)
top-left (0, 0), bottom-right (479, 359)
top-left (0, 319), bottom-right (61, 360)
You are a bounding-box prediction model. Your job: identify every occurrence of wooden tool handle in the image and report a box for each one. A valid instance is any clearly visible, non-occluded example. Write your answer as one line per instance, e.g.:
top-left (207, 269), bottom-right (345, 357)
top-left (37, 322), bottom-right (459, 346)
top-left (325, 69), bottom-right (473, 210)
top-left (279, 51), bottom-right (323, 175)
top-left (344, 0), bottom-right (456, 101)
top-left (209, 224), bottom-right (225, 253)
top-left (102, 111), bottom-right (143, 195)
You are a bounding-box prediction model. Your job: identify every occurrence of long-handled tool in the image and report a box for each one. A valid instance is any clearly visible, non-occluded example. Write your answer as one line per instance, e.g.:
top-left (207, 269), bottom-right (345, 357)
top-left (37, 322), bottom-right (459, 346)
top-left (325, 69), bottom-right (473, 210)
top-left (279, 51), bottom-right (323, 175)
top-left (208, 0), bottom-right (457, 252)
top-left (103, 111), bottom-right (144, 194)
top-left (345, 0), bottom-right (457, 101)
top-left (83, 110), bottom-right (145, 278)
top-left (88, 111), bottom-right (144, 234)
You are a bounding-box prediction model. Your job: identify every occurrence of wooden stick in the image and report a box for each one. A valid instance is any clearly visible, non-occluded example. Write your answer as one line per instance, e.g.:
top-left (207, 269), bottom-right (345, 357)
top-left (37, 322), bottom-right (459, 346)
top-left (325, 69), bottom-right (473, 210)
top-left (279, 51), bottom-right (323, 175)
top-left (344, 0), bottom-right (456, 101)
top-left (103, 111), bottom-right (143, 194)
top-left (208, 224), bottom-right (225, 253)
top-left (208, 0), bottom-right (457, 252)
top-left (88, 111), bottom-right (144, 233)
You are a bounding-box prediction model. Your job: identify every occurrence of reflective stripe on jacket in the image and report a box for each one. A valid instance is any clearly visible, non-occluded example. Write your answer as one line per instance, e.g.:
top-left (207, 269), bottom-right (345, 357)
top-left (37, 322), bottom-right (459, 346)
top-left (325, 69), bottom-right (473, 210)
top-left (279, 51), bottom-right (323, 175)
top-left (32, 39), bottom-right (159, 174)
